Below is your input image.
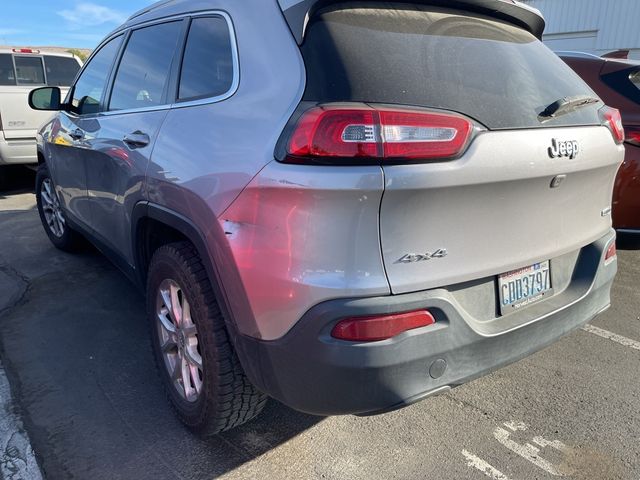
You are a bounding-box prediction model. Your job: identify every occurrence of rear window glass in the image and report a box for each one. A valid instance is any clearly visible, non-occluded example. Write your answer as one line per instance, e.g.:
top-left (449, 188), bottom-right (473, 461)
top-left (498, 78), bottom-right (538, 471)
top-left (301, 4), bottom-right (601, 130)
top-left (44, 56), bottom-right (81, 86)
top-left (0, 54), bottom-right (15, 85)
top-left (178, 16), bottom-right (234, 101)
top-left (14, 56), bottom-right (45, 85)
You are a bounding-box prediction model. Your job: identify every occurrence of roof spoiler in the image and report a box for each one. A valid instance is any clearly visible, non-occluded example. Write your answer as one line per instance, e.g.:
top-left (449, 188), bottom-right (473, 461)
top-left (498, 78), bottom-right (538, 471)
top-left (277, 0), bottom-right (545, 44)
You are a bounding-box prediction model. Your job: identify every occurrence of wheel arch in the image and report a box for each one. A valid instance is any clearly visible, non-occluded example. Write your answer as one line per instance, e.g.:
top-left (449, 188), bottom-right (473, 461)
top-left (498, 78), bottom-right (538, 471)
top-left (131, 202), bottom-right (245, 340)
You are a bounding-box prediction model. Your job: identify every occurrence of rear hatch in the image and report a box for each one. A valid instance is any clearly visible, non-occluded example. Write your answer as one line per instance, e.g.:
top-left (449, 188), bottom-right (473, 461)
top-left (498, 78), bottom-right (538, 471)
top-left (0, 52), bottom-right (79, 139)
top-left (292, 2), bottom-right (623, 295)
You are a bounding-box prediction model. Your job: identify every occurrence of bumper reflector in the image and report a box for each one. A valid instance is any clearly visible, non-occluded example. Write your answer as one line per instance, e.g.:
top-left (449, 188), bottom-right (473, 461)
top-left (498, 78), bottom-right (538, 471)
top-left (605, 241), bottom-right (617, 264)
top-left (331, 310), bottom-right (436, 342)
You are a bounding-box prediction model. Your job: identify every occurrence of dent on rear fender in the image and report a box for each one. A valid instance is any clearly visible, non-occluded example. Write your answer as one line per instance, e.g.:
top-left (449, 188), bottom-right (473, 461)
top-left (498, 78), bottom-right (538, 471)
top-left (220, 162), bottom-right (390, 340)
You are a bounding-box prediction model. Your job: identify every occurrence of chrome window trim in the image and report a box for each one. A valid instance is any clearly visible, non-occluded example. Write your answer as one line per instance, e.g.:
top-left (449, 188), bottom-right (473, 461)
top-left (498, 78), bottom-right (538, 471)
top-left (97, 10), bottom-right (239, 118)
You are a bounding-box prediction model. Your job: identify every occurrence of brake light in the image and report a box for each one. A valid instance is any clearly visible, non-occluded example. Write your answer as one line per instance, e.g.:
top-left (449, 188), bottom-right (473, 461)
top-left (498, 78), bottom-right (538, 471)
top-left (599, 106), bottom-right (625, 144)
top-left (331, 310), bottom-right (436, 342)
top-left (605, 241), bottom-right (617, 265)
top-left (12, 48), bottom-right (39, 54)
top-left (284, 105), bottom-right (474, 164)
top-left (625, 126), bottom-right (640, 146)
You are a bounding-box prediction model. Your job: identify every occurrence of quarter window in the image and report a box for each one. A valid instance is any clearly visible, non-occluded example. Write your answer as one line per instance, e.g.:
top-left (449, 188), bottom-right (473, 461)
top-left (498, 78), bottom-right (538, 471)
top-left (72, 35), bottom-right (123, 115)
top-left (109, 21), bottom-right (183, 111)
top-left (44, 56), bottom-right (82, 87)
top-left (0, 54), bottom-right (15, 86)
top-left (178, 16), bottom-right (234, 101)
top-left (14, 56), bottom-right (45, 85)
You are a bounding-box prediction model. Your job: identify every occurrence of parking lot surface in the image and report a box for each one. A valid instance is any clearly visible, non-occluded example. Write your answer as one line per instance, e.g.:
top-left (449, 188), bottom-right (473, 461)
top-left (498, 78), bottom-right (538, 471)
top-left (0, 171), bottom-right (639, 480)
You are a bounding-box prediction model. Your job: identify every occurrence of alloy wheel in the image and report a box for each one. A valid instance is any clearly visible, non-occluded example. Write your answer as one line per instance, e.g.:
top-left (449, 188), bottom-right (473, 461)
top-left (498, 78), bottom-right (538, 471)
top-left (156, 279), bottom-right (203, 402)
top-left (40, 178), bottom-right (65, 238)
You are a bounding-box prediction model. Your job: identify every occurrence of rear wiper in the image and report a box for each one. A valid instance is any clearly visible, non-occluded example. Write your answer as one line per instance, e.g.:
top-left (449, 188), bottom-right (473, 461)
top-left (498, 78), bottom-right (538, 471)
top-left (538, 95), bottom-right (600, 121)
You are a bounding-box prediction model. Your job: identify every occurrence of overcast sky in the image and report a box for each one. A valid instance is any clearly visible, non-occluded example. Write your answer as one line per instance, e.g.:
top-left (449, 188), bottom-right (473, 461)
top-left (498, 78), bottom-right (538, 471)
top-left (1, 1), bottom-right (155, 49)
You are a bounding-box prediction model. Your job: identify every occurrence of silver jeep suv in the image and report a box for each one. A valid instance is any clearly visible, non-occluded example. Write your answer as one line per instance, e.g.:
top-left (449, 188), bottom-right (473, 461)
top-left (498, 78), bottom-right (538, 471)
top-left (29, 0), bottom-right (623, 434)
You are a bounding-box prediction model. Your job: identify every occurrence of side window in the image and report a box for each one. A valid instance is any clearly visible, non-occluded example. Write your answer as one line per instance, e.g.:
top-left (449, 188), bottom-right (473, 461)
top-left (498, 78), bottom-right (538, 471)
top-left (178, 16), bottom-right (234, 101)
top-left (14, 56), bottom-right (45, 85)
top-left (0, 54), bottom-right (15, 86)
top-left (72, 36), bottom-right (123, 115)
top-left (109, 21), bottom-right (182, 111)
top-left (44, 56), bottom-right (82, 87)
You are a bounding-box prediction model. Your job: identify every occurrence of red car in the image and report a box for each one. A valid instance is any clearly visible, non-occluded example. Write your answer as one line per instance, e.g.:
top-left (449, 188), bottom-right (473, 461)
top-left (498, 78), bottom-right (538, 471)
top-left (560, 52), bottom-right (640, 233)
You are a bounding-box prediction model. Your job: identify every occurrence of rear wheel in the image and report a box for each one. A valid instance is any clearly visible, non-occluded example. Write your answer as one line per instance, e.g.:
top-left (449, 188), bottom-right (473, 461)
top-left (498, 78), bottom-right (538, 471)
top-left (35, 164), bottom-right (83, 252)
top-left (147, 242), bottom-right (267, 435)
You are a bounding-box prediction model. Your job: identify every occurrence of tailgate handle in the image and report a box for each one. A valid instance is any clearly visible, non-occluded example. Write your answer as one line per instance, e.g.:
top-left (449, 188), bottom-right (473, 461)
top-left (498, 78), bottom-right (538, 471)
top-left (69, 129), bottom-right (84, 141)
top-left (123, 131), bottom-right (150, 149)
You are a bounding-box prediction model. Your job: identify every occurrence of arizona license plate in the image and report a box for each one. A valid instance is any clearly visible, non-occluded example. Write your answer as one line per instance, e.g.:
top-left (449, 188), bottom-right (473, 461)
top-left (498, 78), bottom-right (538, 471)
top-left (498, 261), bottom-right (552, 314)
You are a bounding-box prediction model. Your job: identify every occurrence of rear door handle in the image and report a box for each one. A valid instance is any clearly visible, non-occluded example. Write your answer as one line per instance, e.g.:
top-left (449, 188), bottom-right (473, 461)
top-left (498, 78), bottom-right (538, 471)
top-left (123, 131), bottom-right (150, 149)
top-left (69, 128), bottom-right (84, 141)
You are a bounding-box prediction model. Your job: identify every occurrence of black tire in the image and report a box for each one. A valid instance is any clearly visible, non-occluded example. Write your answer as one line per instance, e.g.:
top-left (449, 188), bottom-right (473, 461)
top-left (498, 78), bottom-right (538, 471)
top-left (147, 242), bottom-right (267, 435)
top-left (35, 164), bottom-right (83, 252)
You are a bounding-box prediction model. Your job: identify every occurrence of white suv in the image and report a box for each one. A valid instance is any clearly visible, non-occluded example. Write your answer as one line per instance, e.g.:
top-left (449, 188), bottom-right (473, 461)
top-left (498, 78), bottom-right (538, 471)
top-left (0, 48), bottom-right (81, 184)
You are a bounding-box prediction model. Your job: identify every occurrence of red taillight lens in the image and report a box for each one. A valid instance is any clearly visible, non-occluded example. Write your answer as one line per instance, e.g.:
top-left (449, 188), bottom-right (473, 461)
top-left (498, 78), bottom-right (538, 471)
top-left (599, 106), bottom-right (625, 144)
top-left (285, 105), bottom-right (474, 164)
top-left (331, 310), bottom-right (436, 342)
top-left (605, 241), bottom-right (617, 265)
top-left (625, 126), bottom-right (640, 146)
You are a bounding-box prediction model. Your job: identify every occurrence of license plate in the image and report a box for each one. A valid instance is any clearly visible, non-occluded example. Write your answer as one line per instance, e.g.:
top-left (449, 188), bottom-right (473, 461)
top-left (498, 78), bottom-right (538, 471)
top-left (498, 261), bottom-right (552, 314)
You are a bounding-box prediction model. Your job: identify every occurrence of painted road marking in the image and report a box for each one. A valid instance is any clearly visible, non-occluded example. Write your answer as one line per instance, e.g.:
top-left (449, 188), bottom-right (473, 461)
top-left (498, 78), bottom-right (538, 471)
top-left (462, 450), bottom-right (512, 480)
top-left (582, 324), bottom-right (640, 351)
top-left (494, 423), bottom-right (572, 477)
top-left (463, 422), bottom-right (574, 479)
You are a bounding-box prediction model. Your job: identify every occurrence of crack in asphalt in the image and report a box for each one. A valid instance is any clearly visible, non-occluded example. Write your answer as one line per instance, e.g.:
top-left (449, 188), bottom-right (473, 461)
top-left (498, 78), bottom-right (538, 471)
top-left (0, 261), bottom-right (31, 317)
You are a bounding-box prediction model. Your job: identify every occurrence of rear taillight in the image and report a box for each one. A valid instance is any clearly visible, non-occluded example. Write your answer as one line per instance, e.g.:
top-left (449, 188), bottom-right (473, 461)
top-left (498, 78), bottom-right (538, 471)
top-left (284, 105), bottom-right (474, 164)
top-left (331, 310), bottom-right (436, 342)
top-left (605, 241), bottom-right (617, 265)
top-left (625, 126), bottom-right (640, 146)
top-left (599, 106), bottom-right (625, 145)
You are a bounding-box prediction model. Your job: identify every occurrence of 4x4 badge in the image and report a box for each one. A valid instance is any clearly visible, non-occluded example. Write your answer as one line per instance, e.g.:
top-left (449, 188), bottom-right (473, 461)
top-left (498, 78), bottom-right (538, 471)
top-left (396, 249), bottom-right (448, 264)
top-left (549, 138), bottom-right (579, 159)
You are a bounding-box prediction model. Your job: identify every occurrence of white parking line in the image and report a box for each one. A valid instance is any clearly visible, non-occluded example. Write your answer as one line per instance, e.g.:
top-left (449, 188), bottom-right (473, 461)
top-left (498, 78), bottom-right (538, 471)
top-left (582, 324), bottom-right (640, 351)
top-left (462, 450), bottom-right (512, 480)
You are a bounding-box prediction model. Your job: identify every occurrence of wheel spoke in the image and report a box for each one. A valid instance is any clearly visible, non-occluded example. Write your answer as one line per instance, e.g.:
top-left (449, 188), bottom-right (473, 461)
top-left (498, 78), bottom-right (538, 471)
top-left (170, 284), bottom-right (183, 326)
top-left (160, 337), bottom-right (178, 354)
top-left (157, 310), bottom-right (176, 334)
top-left (189, 364), bottom-right (203, 395)
top-left (184, 345), bottom-right (202, 369)
top-left (181, 357), bottom-right (195, 400)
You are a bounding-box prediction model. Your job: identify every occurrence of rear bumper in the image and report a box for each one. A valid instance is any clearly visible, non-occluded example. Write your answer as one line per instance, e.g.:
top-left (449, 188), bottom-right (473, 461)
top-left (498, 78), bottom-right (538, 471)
top-left (0, 133), bottom-right (37, 165)
top-left (234, 230), bottom-right (617, 416)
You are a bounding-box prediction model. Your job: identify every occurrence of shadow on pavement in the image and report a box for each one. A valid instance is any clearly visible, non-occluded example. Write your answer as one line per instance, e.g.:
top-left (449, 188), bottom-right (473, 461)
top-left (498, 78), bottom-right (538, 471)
top-left (0, 166), bottom-right (36, 198)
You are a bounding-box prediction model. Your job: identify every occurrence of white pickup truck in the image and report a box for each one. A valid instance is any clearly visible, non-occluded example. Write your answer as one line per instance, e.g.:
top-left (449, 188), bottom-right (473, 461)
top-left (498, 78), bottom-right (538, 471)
top-left (0, 48), bottom-right (81, 182)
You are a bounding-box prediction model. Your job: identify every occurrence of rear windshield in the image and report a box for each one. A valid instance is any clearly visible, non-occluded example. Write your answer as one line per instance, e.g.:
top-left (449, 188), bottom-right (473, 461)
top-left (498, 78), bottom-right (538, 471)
top-left (0, 53), bottom-right (80, 87)
top-left (301, 4), bottom-right (601, 130)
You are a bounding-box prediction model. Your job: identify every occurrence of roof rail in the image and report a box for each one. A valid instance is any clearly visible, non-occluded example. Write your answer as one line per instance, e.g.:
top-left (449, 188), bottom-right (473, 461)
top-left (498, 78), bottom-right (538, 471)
top-left (127, 0), bottom-right (174, 21)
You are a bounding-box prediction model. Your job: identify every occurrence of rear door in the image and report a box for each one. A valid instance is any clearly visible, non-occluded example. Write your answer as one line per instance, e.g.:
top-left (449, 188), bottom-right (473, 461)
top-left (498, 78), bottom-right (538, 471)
top-left (299, 3), bottom-right (623, 294)
top-left (84, 19), bottom-right (184, 265)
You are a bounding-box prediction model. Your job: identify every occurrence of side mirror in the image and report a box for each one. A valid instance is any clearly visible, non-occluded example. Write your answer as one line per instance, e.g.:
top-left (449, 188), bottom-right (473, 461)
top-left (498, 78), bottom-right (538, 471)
top-left (29, 87), bottom-right (62, 111)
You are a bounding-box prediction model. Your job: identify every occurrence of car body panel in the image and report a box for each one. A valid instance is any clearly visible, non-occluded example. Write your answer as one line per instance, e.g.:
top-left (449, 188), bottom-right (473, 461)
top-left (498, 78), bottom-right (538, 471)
top-left (379, 126), bottom-right (623, 294)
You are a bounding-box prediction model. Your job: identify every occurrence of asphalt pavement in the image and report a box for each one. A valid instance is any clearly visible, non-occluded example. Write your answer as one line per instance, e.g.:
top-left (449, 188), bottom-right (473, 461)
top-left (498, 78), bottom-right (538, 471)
top-left (0, 168), bottom-right (639, 480)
